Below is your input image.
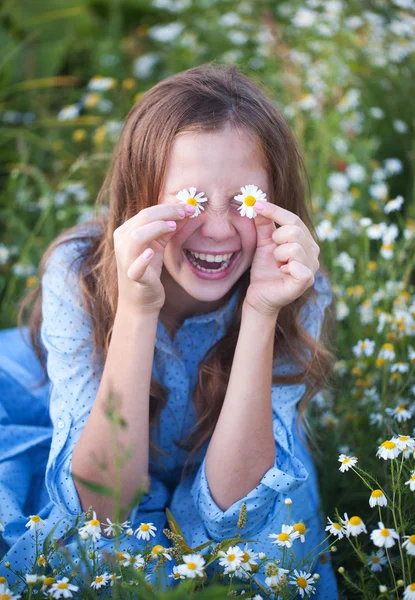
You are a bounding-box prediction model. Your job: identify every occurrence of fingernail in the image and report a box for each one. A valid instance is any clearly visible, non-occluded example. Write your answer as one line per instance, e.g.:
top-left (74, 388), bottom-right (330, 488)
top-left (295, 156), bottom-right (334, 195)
top-left (178, 209), bottom-right (185, 218)
top-left (185, 204), bottom-right (196, 214)
top-left (255, 202), bottom-right (265, 211)
top-left (167, 221), bottom-right (177, 229)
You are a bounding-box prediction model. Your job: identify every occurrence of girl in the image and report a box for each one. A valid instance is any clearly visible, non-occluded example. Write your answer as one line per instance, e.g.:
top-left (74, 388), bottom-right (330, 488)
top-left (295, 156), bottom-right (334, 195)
top-left (0, 63), bottom-right (338, 597)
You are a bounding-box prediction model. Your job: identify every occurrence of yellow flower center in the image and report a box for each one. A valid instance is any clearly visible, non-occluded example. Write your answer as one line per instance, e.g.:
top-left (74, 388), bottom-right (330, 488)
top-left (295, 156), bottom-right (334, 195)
top-left (244, 195), bottom-right (256, 206)
top-left (380, 528), bottom-right (390, 537)
top-left (187, 562), bottom-right (197, 570)
top-left (95, 576), bottom-right (103, 583)
top-left (116, 551), bottom-right (125, 561)
top-left (333, 523), bottom-right (342, 530)
top-left (297, 577), bottom-right (308, 589)
top-left (342, 457), bottom-right (350, 464)
top-left (371, 490), bottom-right (383, 498)
top-left (381, 441), bottom-right (396, 450)
top-left (294, 523), bottom-right (306, 535)
top-left (349, 517), bottom-right (362, 526)
top-left (242, 552), bottom-right (250, 562)
top-left (398, 436), bottom-right (409, 441)
top-left (187, 197), bottom-right (198, 206)
top-left (278, 533), bottom-right (290, 541)
top-left (372, 557), bottom-right (380, 563)
top-left (409, 535), bottom-right (415, 544)
top-left (410, 584), bottom-right (415, 591)
top-left (31, 516), bottom-right (41, 523)
top-left (140, 523), bottom-right (150, 531)
top-left (129, 557), bottom-right (137, 563)
top-left (90, 519), bottom-right (100, 526)
top-left (0, 594), bottom-right (11, 599)
top-left (0, 579), bottom-right (6, 584)
top-left (411, 475), bottom-right (415, 481)
top-left (58, 583), bottom-right (68, 589)
top-left (152, 545), bottom-right (164, 554)
top-left (44, 577), bottom-right (55, 586)
top-left (227, 554), bottom-right (236, 561)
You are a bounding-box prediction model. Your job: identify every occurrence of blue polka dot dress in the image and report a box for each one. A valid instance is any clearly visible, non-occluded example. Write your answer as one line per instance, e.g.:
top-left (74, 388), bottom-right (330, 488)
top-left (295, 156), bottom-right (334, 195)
top-left (0, 235), bottom-right (338, 598)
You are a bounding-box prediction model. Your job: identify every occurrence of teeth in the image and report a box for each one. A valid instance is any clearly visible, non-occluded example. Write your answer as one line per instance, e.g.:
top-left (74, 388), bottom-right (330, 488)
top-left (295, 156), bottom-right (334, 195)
top-left (189, 250), bottom-right (234, 262)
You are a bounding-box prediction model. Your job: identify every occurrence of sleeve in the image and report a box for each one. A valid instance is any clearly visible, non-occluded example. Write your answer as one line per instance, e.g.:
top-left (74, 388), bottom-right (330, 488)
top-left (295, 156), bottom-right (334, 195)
top-left (189, 270), bottom-right (333, 540)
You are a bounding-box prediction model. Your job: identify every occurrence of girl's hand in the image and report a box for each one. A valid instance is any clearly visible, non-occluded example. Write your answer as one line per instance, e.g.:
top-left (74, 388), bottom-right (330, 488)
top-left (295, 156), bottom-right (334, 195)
top-left (113, 203), bottom-right (195, 312)
top-left (245, 202), bottom-right (320, 317)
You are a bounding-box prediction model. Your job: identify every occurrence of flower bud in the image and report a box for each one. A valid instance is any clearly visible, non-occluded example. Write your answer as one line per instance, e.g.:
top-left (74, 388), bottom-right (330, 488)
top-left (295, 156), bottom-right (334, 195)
top-left (379, 585), bottom-right (387, 593)
top-left (338, 567), bottom-right (345, 574)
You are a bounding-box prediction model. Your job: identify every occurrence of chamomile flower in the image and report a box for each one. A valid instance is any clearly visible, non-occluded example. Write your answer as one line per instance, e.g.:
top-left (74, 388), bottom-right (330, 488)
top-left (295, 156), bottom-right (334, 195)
top-left (168, 566), bottom-right (186, 580)
top-left (101, 518), bottom-right (129, 537)
top-left (108, 574), bottom-right (121, 586)
top-left (25, 515), bottom-right (47, 532)
top-left (369, 489), bottom-right (388, 507)
top-left (78, 511), bottom-right (102, 542)
top-left (370, 522), bottom-right (400, 548)
top-left (234, 184), bottom-right (267, 218)
top-left (176, 187), bottom-right (207, 218)
top-left (403, 583), bottom-right (415, 599)
top-left (151, 545), bottom-right (172, 560)
top-left (25, 574), bottom-right (38, 584)
top-left (0, 583), bottom-right (21, 600)
top-left (338, 454), bottom-right (358, 472)
top-left (50, 577), bottom-right (79, 599)
top-left (176, 553), bottom-right (206, 579)
top-left (341, 513), bottom-right (367, 537)
top-left (376, 439), bottom-right (400, 460)
top-left (265, 565), bottom-right (289, 588)
top-left (134, 522), bottom-right (157, 541)
top-left (367, 549), bottom-right (388, 571)
top-left (121, 552), bottom-right (145, 570)
top-left (90, 573), bottom-right (111, 589)
top-left (405, 470), bottom-right (415, 491)
top-left (234, 544), bottom-right (259, 579)
top-left (218, 545), bottom-right (244, 572)
top-left (394, 435), bottom-right (415, 451)
top-left (269, 524), bottom-right (300, 548)
top-left (403, 535), bottom-right (415, 556)
top-left (288, 569), bottom-right (316, 598)
top-left (325, 517), bottom-right (345, 539)
top-left (293, 522), bottom-right (307, 542)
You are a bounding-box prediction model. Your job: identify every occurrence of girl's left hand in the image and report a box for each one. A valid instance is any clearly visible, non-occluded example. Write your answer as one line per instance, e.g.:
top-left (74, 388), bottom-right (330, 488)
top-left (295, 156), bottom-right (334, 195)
top-left (245, 202), bottom-right (321, 317)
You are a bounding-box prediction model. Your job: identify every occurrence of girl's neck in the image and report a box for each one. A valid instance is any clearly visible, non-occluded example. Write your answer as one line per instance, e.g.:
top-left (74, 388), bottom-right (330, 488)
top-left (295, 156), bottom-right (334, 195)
top-left (159, 266), bottom-right (233, 339)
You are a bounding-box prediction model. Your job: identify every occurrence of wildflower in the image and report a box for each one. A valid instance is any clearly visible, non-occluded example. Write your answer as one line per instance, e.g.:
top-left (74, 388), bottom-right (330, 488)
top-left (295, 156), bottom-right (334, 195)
top-left (101, 518), bottom-right (129, 537)
top-left (394, 435), bottom-right (415, 451)
top-left (369, 489), bottom-right (387, 507)
top-left (25, 515), bottom-right (47, 532)
top-left (385, 404), bottom-right (412, 422)
top-left (367, 549), bottom-right (388, 571)
top-left (151, 545), bottom-right (172, 560)
top-left (258, 552), bottom-right (266, 560)
top-left (218, 545), bottom-right (244, 572)
top-left (168, 566), bottom-right (186, 580)
top-left (284, 497), bottom-right (292, 505)
top-left (293, 522), bottom-right (307, 543)
top-left (234, 184), bottom-right (267, 218)
top-left (325, 517), bottom-right (345, 539)
top-left (176, 553), bottom-right (206, 579)
top-left (57, 104), bottom-right (80, 121)
top-left (37, 554), bottom-right (47, 566)
top-left (380, 585), bottom-right (388, 593)
top-left (126, 528), bottom-right (134, 536)
top-left (405, 471), bottom-right (415, 491)
top-left (121, 552), bottom-right (145, 570)
top-left (376, 439), bottom-right (400, 460)
top-left (370, 522), bottom-right (400, 548)
top-left (90, 573), bottom-right (111, 589)
top-left (50, 577), bottom-right (79, 599)
top-left (269, 524), bottom-right (300, 548)
top-left (175, 187), bottom-right (208, 218)
top-left (78, 511), bottom-right (102, 542)
top-left (402, 535), bottom-right (415, 556)
top-left (234, 544), bottom-right (259, 579)
top-left (265, 564), bottom-right (289, 589)
top-left (87, 76), bottom-right (117, 91)
top-left (288, 569), bottom-right (316, 598)
top-left (41, 577), bottom-right (56, 592)
top-left (404, 583), bottom-right (415, 599)
top-left (25, 574), bottom-right (37, 584)
top-left (352, 339), bottom-right (375, 357)
top-left (338, 454), bottom-right (358, 472)
top-left (0, 583), bottom-right (21, 600)
top-left (341, 513), bottom-right (367, 537)
top-left (134, 522), bottom-right (157, 541)
top-left (108, 573), bottom-right (121, 586)
top-left (384, 195), bottom-right (404, 214)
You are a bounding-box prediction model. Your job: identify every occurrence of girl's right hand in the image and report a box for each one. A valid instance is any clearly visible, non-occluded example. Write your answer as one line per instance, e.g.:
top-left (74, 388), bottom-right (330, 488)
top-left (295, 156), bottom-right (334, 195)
top-left (113, 203), bottom-right (195, 312)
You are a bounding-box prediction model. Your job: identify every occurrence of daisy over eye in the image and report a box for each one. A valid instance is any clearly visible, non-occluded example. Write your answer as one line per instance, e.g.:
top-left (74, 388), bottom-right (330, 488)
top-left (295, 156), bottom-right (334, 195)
top-left (234, 184), bottom-right (267, 218)
top-left (175, 187), bottom-right (208, 218)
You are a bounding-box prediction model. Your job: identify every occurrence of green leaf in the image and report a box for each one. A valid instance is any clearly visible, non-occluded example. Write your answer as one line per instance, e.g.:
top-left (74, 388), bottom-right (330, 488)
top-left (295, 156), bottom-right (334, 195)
top-left (71, 473), bottom-right (113, 497)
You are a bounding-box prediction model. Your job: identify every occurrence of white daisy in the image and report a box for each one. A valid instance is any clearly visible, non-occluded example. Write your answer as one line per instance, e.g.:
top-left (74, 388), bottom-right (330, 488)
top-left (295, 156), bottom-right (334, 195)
top-left (0, 583), bottom-right (21, 600)
top-left (217, 545), bottom-right (244, 573)
top-left (341, 513), bottom-right (367, 537)
top-left (50, 577), bottom-right (79, 599)
top-left (90, 573), bottom-right (111, 589)
top-left (405, 470), bottom-right (415, 491)
top-left (25, 515), bottom-right (47, 532)
top-left (367, 549), bottom-right (388, 572)
top-left (134, 521), bottom-right (157, 541)
top-left (325, 517), bottom-right (345, 539)
top-left (268, 524), bottom-right (300, 548)
top-left (121, 552), bottom-right (145, 570)
top-left (233, 544), bottom-right (259, 580)
top-left (403, 535), bottom-right (415, 556)
top-left (293, 522), bottom-right (307, 543)
top-left (338, 454), bottom-right (358, 472)
top-left (384, 195), bottom-right (404, 214)
top-left (101, 518), bottom-right (129, 537)
top-left (151, 544), bottom-right (172, 561)
top-left (108, 573), bottom-right (122, 586)
top-left (168, 565), bottom-right (186, 580)
top-left (175, 187), bottom-right (207, 218)
top-left (369, 489), bottom-right (387, 507)
top-left (288, 569), bottom-right (316, 598)
top-left (78, 511), bottom-right (102, 542)
top-left (403, 583), bottom-right (415, 599)
top-left (265, 566), bottom-right (290, 589)
top-left (234, 184), bottom-right (267, 218)
top-left (25, 574), bottom-right (38, 584)
top-left (376, 439), bottom-right (401, 460)
top-left (370, 522), bottom-right (399, 548)
top-left (176, 553), bottom-right (206, 579)
top-left (394, 435), bottom-right (415, 451)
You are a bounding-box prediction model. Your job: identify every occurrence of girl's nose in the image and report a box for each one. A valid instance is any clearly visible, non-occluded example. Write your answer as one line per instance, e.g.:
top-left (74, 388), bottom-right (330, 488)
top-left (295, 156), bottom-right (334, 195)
top-left (199, 211), bottom-right (236, 241)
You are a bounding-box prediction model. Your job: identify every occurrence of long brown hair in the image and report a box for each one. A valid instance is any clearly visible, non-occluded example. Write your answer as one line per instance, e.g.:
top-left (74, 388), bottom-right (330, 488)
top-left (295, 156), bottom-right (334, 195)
top-left (18, 62), bottom-right (336, 482)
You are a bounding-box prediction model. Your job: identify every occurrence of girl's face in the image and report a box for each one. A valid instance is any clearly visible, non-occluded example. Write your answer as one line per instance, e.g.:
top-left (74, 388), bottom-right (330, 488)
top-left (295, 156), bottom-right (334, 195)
top-left (159, 124), bottom-right (270, 311)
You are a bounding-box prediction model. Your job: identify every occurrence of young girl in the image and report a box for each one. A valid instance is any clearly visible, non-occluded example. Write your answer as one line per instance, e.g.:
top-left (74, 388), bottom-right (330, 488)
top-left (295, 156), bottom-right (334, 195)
top-left (0, 63), bottom-right (338, 597)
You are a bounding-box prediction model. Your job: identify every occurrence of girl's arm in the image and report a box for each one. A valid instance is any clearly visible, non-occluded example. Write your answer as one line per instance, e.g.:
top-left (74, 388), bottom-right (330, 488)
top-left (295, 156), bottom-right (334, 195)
top-left (205, 300), bottom-right (279, 512)
top-left (71, 303), bottom-right (159, 525)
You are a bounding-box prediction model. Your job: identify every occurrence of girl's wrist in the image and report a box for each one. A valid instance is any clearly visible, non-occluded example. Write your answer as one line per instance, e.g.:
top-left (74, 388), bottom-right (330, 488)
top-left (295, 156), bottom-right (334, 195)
top-left (242, 299), bottom-right (280, 326)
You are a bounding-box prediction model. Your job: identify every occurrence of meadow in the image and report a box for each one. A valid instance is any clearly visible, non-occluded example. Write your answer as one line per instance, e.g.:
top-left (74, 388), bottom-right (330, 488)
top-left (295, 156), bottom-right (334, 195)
top-left (0, 0), bottom-right (414, 598)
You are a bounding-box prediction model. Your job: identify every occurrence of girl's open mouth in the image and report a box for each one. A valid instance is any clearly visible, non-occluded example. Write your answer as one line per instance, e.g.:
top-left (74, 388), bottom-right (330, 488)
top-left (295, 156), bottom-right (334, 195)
top-left (183, 249), bottom-right (241, 280)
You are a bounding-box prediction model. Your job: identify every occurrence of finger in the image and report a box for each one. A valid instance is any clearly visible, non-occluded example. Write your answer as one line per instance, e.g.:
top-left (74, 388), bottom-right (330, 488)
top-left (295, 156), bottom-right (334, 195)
top-left (254, 212), bottom-right (277, 247)
top-left (272, 225), bottom-right (319, 256)
top-left (115, 203), bottom-right (195, 238)
top-left (273, 242), bottom-right (314, 271)
top-left (255, 202), bottom-right (311, 239)
top-left (129, 220), bottom-right (178, 246)
top-left (280, 260), bottom-right (315, 286)
top-left (127, 248), bottom-right (154, 281)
